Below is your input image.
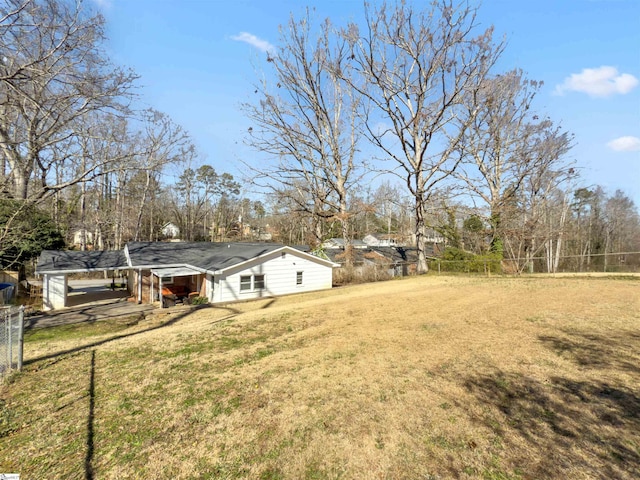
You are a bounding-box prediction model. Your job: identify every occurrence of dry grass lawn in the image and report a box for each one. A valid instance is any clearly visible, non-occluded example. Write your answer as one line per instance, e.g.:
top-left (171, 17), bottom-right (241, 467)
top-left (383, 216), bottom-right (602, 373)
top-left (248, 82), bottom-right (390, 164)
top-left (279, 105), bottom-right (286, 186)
top-left (1, 275), bottom-right (639, 479)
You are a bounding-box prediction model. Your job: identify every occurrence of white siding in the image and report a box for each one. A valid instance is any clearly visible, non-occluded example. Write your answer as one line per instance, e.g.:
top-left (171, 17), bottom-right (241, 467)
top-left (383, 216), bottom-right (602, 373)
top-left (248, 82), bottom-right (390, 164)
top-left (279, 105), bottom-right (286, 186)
top-left (214, 250), bottom-right (333, 303)
top-left (205, 274), bottom-right (215, 302)
top-left (43, 274), bottom-right (67, 311)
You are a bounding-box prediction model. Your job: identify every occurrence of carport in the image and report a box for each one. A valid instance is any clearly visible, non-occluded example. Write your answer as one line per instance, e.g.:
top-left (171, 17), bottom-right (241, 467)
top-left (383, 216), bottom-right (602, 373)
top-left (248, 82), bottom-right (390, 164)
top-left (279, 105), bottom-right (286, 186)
top-left (35, 250), bottom-right (130, 311)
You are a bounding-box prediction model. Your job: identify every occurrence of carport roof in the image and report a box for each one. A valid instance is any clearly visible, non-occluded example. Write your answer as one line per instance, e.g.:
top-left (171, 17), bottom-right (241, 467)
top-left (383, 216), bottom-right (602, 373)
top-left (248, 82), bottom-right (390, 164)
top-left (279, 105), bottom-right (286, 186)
top-left (151, 266), bottom-right (201, 277)
top-left (36, 250), bottom-right (128, 274)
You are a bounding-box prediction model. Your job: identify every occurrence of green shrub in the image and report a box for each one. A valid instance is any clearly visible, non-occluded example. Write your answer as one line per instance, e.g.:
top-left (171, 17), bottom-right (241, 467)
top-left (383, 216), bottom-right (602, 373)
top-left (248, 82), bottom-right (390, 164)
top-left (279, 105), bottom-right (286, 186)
top-left (433, 247), bottom-right (502, 274)
top-left (190, 296), bottom-right (209, 305)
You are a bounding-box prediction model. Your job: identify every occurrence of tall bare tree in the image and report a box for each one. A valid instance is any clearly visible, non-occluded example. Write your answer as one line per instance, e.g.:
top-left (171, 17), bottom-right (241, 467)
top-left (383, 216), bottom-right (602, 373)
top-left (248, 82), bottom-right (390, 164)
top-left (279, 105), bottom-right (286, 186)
top-left (0, 0), bottom-right (137, 202)
top-left (454, 69), bottom-right (574, 254)
top-left (343, 0), bottom-right (504, 272)
top-left (131, 109), bottom-right (191, 242)
top-left (244, 12), bottom-right (364, 260)
top-left (501, 161), bottom-right (577, 274)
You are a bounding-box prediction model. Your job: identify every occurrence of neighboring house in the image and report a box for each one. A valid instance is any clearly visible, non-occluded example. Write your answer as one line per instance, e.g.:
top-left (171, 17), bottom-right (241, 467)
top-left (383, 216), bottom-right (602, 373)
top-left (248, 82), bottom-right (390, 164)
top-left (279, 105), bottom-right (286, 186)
top-left (161, 222), bottom-right (180, 239)
top-left (36, 242), bottom-right (338, 311)
top-left (321, 238), bottom-right (368, 250)
top-left (255, 231), bottom-right (273, 241)
top-left (323, 245), bottom-right (433, 277)
top-left (71, 229), bottom-right (94, 247)
top-left (421, 229), bottom-right (446, 244)
top-left (363, 234), bottom-right (402, 247)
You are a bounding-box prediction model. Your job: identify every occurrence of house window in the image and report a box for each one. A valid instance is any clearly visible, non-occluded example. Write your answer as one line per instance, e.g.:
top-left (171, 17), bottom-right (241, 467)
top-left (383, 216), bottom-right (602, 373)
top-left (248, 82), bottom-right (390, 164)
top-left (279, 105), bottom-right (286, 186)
top-left (240, 274), bottom-right (265, 292)
top-left (240, 275), bottom-right (252, 291)
top-left (296, 271), bottom-right (303, 285)
top-left (161, 276), bottom-right (174, 284)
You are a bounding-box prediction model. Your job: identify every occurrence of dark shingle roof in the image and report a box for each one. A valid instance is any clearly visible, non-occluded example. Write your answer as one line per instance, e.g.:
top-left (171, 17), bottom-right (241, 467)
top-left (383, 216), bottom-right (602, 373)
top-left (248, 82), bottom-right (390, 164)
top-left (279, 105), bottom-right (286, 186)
top-left (321, 246), bottom-right (427, 266)
top-left (36, 250), bottom-right (128, 273)
top-left (125, 242), bottom-right (285, 271)
top-left (36, 241), bottom-right (332, 275)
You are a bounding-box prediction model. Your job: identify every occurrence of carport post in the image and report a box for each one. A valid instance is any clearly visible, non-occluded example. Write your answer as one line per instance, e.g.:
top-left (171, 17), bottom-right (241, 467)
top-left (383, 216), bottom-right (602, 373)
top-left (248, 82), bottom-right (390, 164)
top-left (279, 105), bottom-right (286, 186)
top-left (137, 269), bottom-right (143, 304)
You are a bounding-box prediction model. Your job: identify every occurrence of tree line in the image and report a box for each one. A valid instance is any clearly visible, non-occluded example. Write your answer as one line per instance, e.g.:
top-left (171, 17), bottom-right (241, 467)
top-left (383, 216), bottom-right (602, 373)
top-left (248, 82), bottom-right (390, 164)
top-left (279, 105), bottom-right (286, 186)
top-left (1, 0), bottom-right (639, 274)
top-left (0, 0), bottom-right (248, 267)
top-left (243, 1), bottom-right (639, 272)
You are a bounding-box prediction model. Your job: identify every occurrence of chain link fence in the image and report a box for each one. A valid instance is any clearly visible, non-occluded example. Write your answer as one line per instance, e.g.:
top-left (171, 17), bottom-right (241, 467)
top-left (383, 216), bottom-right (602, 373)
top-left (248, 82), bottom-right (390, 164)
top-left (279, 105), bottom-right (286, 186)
top-left (333, 251), bottom-right (640, 284)
top-left (0, 306), bottom-right (24, 379)
top-left (428, 252), bottom-right (640, 275)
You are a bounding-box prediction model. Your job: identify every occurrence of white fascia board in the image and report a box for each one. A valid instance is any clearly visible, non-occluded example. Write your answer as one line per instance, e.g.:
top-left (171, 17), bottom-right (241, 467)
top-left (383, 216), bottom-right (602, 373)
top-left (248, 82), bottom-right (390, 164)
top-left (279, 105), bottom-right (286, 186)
top-left (124, 244), bottom-right (132, 267)
top-left (212, 246), bottom-right (339, 275)
top-left (151, 266), bottom-right (204, 277)
top-left (37, 267), bottom-right (105, 275)
top-left (281, 246), bottom-right (341, 268)
top-left (131, 263), bottom-right (207, 274)
top-left (277, 246), bottom-right (340, 267)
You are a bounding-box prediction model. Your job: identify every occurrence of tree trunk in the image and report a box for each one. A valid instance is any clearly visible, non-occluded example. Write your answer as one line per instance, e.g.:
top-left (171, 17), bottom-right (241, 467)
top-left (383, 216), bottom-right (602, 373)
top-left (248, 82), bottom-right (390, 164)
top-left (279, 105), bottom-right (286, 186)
top-left (415, 194), bottom-right (429, 274)
top-left (80, 178), bottom-right (87, 251)
top-left (134, 171), bottom-right (152, 241)
top-left (12, 167), bottom-right (29, 200)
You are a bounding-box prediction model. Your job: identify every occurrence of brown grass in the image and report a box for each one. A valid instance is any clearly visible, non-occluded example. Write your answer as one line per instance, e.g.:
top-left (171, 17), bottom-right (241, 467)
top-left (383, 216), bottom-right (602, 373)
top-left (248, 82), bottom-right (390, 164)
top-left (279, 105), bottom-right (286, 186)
top-left (1, 275), bottom-right (639, 479)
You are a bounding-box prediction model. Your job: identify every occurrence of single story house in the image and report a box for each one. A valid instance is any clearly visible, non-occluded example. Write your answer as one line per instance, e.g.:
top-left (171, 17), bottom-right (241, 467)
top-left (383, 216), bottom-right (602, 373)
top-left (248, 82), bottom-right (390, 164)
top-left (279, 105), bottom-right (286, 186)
top-left (160, 222), bottom-right (180, 239)
top-left (320, 238), bottom-right (368, 250)
top-left (322, 246), bottom-right (422, 276)
top-left (71, 228), bottom-right (94, 247)
top-left (362, 233), bottom-right (403, 247)
top-left (36, 242), bottom-right (338, 311)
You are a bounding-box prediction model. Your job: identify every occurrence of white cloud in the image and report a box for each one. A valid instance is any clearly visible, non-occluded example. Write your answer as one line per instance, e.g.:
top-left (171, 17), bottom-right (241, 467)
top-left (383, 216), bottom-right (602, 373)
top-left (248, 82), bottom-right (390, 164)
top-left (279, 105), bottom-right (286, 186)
top-left (554, 66), bottom-right (638, 97)
top-left (607, 136), bottom-right (640, 152)
top-left (231, 32), bottom-right (275, 53)
top-left (92, 0), bottom-right (112, 9)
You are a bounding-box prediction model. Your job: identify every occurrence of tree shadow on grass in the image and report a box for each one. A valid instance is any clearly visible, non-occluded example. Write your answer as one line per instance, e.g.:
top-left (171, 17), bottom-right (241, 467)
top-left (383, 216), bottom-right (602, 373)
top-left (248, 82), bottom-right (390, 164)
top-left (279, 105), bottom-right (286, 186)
top-left (85, 350), bottom-right (96, 480)
top-left (464, 328), bottom-right (640, 479)
top-left (538, 329), bottom-right (640, 375)
top-left (465, 372), bottom-right (639, 478)
top-left (24, 304), bottom-right (241, 367)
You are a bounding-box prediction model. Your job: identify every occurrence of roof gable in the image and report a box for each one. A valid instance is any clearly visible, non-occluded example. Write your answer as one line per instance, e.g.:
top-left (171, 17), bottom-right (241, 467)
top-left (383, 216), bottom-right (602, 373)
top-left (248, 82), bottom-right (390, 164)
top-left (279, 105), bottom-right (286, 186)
top-left (216, 245), bottom-right (338, 274)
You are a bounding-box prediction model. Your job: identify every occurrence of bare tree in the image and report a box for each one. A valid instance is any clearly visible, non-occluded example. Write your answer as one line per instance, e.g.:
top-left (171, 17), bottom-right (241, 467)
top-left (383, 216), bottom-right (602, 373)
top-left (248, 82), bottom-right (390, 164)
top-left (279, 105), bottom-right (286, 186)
top-left (131, 109), bottom-right (191, 242)
top-left (343, 0), bottom-right (504, 272)
top-left (0, 0), bottom-right (138, 202)
top-left (454, 69), bottom-right (574, 254)
top-left (501, 159), bottom-right (577, 274)
top-left (565, 187), bottom-right (640, 272)
top-left (243, 12), bottom-right (365, 260)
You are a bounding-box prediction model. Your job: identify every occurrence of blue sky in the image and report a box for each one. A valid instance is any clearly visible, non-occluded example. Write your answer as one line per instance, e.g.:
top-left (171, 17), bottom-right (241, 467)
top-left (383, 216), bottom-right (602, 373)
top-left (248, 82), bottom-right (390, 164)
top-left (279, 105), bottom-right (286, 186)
top-left (93, 0), bottom-right (640, 206)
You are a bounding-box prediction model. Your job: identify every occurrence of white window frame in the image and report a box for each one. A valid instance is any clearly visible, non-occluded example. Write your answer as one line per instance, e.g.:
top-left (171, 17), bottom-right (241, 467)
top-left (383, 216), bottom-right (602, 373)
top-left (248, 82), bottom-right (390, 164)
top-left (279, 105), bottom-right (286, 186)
top-left (161, 276), bottom-right (174, 285)
top-left (253, 274), bottom-right (266, 290)
top-left (240, 275), bottom-right (252, 292)
top-left (240, 274), bottom-right (266, 293)
top-left (296, 271), bottom-right (303, 285)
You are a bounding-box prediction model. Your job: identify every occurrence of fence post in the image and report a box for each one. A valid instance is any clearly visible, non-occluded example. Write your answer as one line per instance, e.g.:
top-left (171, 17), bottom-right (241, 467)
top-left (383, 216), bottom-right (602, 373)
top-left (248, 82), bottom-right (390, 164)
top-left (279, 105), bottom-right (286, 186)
top-left (17, 306), bottom-right (24, 371)
top-left (7, 310), bottom-right (12, 370)
top-left (437, 259), bottom-right (441, 274)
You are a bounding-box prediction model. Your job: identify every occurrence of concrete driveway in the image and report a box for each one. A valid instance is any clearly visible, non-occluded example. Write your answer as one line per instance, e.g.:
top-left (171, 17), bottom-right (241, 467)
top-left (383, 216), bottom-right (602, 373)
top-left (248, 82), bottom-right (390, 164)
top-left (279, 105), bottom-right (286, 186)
top-left (26, 278), bottom-right (155, 329)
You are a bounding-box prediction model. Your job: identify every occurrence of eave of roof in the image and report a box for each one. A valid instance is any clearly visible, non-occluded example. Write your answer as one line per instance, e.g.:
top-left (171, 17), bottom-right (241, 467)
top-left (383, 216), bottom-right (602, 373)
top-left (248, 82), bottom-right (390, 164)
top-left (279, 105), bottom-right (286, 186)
top-left (36, 242), bottom-right (339, 276)
top-left (36, 250), bottom-right (128, 274)
top-left (210, 245), bottom-right (339, 274)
